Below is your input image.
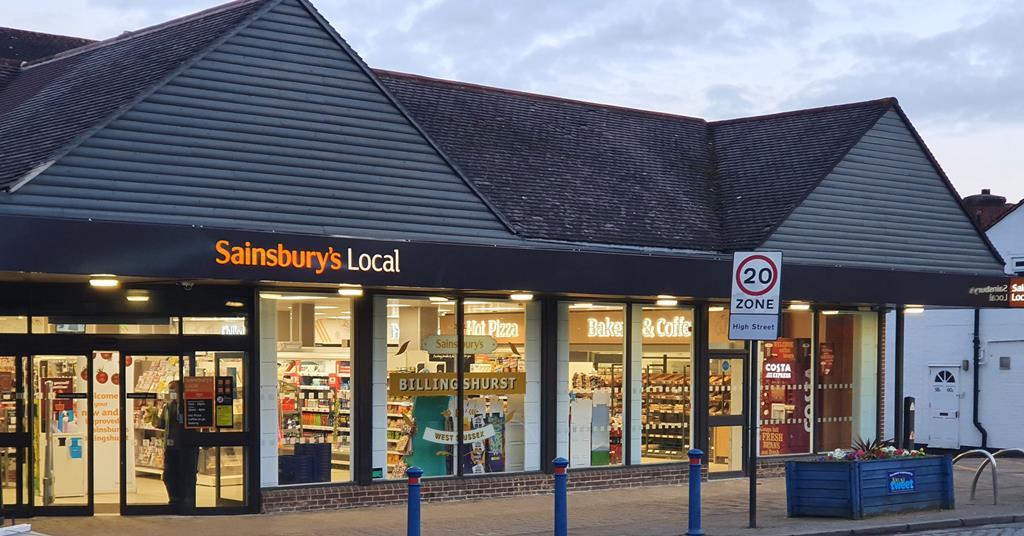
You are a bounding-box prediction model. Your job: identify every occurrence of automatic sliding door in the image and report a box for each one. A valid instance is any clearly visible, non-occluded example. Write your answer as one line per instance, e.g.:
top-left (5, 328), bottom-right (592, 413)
top-left (0, 356), bottom-right (30, 516)
top-left (187, 351), bottom-right (247, 511)
top-left (122, 354), bottom-right (182, 514)
top-left (33, 355), bottom-right (91, 513)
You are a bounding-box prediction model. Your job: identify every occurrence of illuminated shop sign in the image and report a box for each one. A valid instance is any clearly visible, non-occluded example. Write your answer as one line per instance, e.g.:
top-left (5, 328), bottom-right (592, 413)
top-left (388, 372), bottom-right (526, 396)
top-left (214, 239), bottom-right (401, 275)
top-left (464, 319), bottom-right (520, 339)
top-left (1011, 278), bottom-right (1024, 308)
top-left (581, 315), bottom-right (692, 340)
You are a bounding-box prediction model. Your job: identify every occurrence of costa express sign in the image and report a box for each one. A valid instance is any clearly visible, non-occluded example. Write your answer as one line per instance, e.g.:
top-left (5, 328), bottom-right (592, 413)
top-left (214, 239), bottom-right (400, 275)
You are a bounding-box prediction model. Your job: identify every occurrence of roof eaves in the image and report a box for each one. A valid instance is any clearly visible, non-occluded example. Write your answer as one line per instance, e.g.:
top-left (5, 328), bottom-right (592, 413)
top-left (2, 0), bottom-right (281, 193)
top-left (294, 11), bottom-right (518, 236)
top-left (984, 198), bottom-right (1023, 231)
top-left (889, 102), bottom-right (1007, 267)
top-left (746, 98), bottom-right (895, 251)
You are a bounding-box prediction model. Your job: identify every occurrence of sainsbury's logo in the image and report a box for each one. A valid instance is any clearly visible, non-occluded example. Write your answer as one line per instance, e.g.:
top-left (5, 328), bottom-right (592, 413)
top-left (214, 240), bottom-right (400, 275)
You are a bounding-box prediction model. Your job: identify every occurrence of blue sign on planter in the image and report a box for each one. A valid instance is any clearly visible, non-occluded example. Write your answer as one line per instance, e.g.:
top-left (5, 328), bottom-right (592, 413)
top-left (888, 470), bottom-right (916, 494)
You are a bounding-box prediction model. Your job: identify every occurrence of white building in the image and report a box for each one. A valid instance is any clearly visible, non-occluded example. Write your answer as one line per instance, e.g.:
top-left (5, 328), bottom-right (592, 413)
top-left (887, 190), bottom-right (1024, 450)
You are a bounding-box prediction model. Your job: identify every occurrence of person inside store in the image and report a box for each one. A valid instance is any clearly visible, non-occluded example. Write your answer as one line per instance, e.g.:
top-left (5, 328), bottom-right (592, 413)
top-left (149, 380), bottom-right (195, 509)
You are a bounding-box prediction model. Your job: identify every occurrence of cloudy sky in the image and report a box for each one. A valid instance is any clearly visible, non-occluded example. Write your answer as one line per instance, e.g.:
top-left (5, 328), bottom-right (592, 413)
top-left (8, 0), bottom-right (1024, 201)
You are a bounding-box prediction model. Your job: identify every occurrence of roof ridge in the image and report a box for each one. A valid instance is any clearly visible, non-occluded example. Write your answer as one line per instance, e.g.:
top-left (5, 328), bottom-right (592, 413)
top-left (0, 27), bottom-right (94, 43)
top-left (710, 97), bottom-right (896, 126)
top-left (23, 0), bottom-right (266, 69)
top-left (375, 68), bottom-right (708, 124)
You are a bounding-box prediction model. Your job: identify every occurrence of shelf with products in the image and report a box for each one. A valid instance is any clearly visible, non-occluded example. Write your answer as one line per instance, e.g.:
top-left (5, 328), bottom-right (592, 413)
top-left (277, 351), bottom-right (353, 469)
top-left (641, 371), bottom-right (692, 459)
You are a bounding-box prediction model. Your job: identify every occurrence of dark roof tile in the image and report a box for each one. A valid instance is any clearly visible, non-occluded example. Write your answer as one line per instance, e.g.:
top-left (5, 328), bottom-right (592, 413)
top-left (0, 27), bottom-right (94, 63)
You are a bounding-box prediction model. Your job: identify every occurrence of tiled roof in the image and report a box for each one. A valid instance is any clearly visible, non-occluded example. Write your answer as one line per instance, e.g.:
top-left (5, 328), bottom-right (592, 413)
top-left (380, 70), bottom-right (894, 252)
top-left (0, 27), bottom-right (94, 63)
top-left (710, 99), bottom-right (894, 250)
top-left (378, 71), bottom-right (723, 251)
top-left (0, 0), bottom-right (902, 253)
top-left (0, 0), bottom-right (270, 190)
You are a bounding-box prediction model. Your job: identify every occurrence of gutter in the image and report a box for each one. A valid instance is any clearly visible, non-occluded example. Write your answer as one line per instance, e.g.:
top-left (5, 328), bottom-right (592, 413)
top-left (973, 308), bottom-right (988, 448)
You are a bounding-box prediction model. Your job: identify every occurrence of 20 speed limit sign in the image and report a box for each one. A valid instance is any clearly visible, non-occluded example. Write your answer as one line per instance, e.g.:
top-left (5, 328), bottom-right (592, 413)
top-left (729, 251), bottom-right (782, 340)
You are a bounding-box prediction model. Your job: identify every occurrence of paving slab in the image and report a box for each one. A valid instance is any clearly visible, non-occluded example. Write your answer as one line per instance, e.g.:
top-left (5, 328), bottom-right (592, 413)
top-left (27, 460), bottom-right (1024, 536)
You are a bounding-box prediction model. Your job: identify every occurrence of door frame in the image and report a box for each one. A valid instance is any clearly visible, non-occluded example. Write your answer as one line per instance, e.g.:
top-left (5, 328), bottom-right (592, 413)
top-left (0, 355), bottom-right (34, 520)
top-left (705, 347), bottom-right (749, 477)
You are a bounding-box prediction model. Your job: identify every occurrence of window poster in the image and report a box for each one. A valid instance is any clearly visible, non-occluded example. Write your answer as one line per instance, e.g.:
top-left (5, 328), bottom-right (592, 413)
top-left (760, 338), bottom-right (811, 455)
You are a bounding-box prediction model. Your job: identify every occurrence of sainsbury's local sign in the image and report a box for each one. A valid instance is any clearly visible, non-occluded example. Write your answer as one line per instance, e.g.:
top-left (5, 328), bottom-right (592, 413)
top-left (214, 239), bottom-right (401, 275)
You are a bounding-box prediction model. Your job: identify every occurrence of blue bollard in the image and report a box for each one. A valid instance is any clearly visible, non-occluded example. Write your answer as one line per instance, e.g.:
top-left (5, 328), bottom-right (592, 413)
top-left (687, 449), bottom-right (704, 536)
top-left (553, 457), bottom-right (569, 536)
top-left (407, 466), bottom-right (424, 536)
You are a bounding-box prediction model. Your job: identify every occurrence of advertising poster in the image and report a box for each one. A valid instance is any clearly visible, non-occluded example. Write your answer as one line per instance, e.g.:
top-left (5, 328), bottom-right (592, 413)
top-left (184, 376), bottom-right (216, 429)
top-left (759, 338), bottom-right (811, 455)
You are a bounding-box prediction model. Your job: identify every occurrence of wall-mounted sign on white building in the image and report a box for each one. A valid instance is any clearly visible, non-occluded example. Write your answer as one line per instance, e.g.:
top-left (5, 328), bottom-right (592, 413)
top-left (729, 251), bottom-right (783, 341)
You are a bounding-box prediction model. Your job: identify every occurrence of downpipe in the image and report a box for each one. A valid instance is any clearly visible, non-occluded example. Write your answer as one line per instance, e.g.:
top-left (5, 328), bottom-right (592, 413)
top-left (973, 308), bottom-right (988, 449)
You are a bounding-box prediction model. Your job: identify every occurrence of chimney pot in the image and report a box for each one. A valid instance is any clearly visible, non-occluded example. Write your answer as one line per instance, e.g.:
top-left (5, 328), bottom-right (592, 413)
top-left (982, 188), bottom-right (991, 195)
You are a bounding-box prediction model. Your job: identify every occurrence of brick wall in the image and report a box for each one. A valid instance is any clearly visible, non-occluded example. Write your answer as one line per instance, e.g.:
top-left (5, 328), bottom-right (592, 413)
top-left (261, 462), bottom-right (702, 513)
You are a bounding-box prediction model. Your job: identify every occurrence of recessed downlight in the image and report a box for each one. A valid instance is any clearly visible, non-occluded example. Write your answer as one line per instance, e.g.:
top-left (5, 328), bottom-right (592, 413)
top-left (89, 274), bottom-right (119, 288)
top-left (125, 290), bottom-right (149, 302)
top-left (338, 284), bottom-right (363, 297)
top-left (510, 293), bottom-right (533, 301)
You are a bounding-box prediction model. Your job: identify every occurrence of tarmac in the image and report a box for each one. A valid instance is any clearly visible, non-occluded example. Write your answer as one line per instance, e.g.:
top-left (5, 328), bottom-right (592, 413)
top-left (23, 459), bottom-right (1024, 536)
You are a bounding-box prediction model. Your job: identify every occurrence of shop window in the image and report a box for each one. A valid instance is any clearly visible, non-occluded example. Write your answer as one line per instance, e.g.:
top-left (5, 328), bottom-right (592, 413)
top-left (816, 311), bottom-right (878, 451)
top-left (708, 307), bottom-right (744, 350)
top-left (639, 305), bottom-right (694, 463)
top-left (0, 316), bottom-right (26, 333)
top-left (759, 311), bottom-right (813, 456)
top-left (182, 316), bottom-right (247, 336)
top-left (31, 317), bottom-right (177, 335)
top-left (568, 303), bottom-right (625, 467)
top-left (383, 298), bottom-right (533, 479)
top-left (269, 293), bottom-right (353, 484)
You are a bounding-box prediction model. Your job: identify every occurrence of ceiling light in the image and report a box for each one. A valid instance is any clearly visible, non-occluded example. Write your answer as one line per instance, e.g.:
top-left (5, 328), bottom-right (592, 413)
top-left (569, 303), bottom-right (594, 309)
top-left (429, 296), bottom-right (448, 302)
top-left (510, 293), bottom-right (533, 301)
top-left (338, 284), bottom-right (363, 297)
top-left (708, 306), bottom-right (725, 312)
top-left (89, 274), bottom-right (119, 288)
top-left (225, 301), bottom-right (245, 308)
top-left (125, 290), bottom-right (149, 303)
top-left (315, 305), bottom-right (338, 310)
top-left (822, 310), bottom-right (840, 315)
top-left (905, 306), bottom-right (925, 314)
top-left (260, 293), bottom-right (282, 299)
top-left (277, 295), bottom-right (327, 300)
top-left (788, 302), bottom-right (810, 311)
top-left (655, 299), bottom-right (678, 307)
top-left (657, 294), bottom-right (674, 299)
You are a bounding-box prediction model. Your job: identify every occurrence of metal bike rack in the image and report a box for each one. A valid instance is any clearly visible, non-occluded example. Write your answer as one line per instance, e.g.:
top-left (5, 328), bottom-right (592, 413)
top-left (952, 449), bottom-right (998, 504)
top-left (969, 448), bottom-right (1024, 505)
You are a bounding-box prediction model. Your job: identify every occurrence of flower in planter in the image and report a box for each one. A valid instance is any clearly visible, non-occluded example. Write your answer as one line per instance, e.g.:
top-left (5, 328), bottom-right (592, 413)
top-left (821, 438), bottom-right (928, 461)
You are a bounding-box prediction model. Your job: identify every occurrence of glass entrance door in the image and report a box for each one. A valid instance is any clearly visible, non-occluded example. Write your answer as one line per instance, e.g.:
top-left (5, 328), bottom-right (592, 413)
top-left (121, 354), bottom-right (182, 514)
top-left (187, 351), bottom-right (247, 511)
top-left (33, 354), bottom-right (91, 514)
top-left (0, 356), bottom-right (30, 517)
top-left (707, 351), bottom-right (746, 474)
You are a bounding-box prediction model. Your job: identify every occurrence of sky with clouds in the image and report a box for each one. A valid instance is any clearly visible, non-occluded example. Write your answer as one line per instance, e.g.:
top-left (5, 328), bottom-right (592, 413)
top-left (7, 0), bottom-right (1024, 201)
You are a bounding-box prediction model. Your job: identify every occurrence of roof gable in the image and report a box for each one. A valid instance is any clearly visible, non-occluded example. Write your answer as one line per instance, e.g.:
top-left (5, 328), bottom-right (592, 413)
top-left (0, 0), bottom-right (515, 244)
top-left (0, 0), bottom-right (271, 192)
top-left (710, 99), bottom-right (894, 251)
top-left (762, 108), bottom-right (1004, 275)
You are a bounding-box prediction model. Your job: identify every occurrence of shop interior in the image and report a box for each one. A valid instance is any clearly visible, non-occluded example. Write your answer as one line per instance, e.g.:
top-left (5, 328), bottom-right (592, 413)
top-left (384, 297), bottom-right (528, 479)
top-left (269, 294), bottom-right (353, 485)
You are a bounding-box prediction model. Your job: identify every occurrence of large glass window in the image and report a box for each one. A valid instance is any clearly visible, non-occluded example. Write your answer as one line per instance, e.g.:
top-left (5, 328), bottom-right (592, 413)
top-left (816, 311), bottom-right (878, 451)
top-left (567, 303), bottom-right (624, 467)
top-left (759, 311), bottom-right (812, 456)
top-left (384, 298), bottom-right (530, 478)
top-left (640, 305), bottom-right (694, 463)
top-left (269, 293), bottom-right (353, 485)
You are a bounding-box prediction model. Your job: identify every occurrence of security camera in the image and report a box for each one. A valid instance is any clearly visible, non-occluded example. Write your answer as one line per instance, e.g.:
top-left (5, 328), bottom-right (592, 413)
top-left (181, 281), bottom-right (195, 291)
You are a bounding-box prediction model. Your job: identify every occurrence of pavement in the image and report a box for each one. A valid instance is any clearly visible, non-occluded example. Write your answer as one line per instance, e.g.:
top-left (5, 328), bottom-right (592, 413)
top-left (21, 459), bottom-right (1024, 536)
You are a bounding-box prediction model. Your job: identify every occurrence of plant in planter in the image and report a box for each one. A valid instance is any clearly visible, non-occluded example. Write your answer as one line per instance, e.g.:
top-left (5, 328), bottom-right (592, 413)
top-left (786, 438), bottom-right (954, 519)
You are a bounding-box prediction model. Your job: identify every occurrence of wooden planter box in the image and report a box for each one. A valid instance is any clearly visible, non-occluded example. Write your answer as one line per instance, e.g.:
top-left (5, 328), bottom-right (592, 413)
top-left (786, 456), bottom-right (954, 519)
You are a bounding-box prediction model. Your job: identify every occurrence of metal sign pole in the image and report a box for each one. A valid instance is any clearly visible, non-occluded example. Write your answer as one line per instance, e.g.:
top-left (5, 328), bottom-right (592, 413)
top-left (748, 341), bottom-right (757, 528)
